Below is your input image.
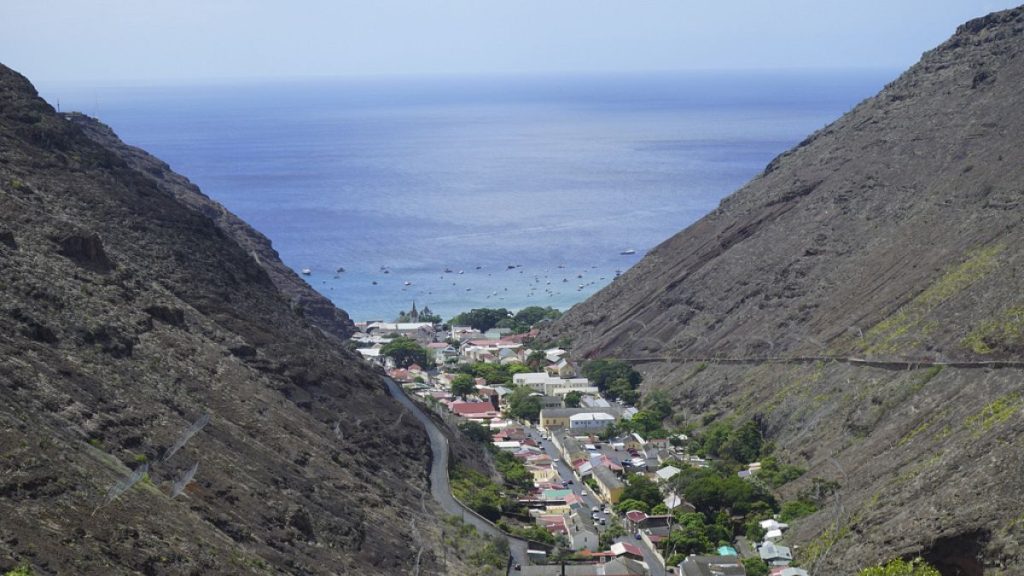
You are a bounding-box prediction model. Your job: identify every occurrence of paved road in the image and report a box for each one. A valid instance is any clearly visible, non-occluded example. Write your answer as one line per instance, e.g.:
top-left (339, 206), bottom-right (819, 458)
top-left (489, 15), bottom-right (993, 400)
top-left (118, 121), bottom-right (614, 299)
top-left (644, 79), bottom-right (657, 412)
top-left (383, 377), bottom-right (530, 569)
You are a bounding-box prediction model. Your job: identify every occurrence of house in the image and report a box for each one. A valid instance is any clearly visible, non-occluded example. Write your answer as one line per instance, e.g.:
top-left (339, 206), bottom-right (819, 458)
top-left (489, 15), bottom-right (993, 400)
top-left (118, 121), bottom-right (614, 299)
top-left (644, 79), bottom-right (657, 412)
top-left (514, 373), bottom-right (600, 397)
top-left (592, 465), bottom-right (624, 504)
top-left (623, 510), bottom-right (648, 532)
top-left (759, 519), bottom-right (789, 533)
top-left (521, 558), bottom-right (648, 576)
top-left (366, 321), bottom-right (435, 343)
top-left (449, 400), bottom-right (501, 420)
top-left (426, 342), bottom-right (458, 364)
top-left (494, 427), bottom-right (528, 442)
top-left (545, 357), bottom-right (577, 378)
top-left (637, 515), bottom-right (673, 531)
top-left (654, 465), bottom-right (681, 482)
top-left (565, 506), bottom-right (600, 551)
top-left (484, 327), bottom-right (514, 339)
top-left (759, 542), bottom-right (793, 566)
top-left (540, 407), bottom-right (620, 429)
top-left (648, 438), bottom-right (670, 450)
top-left (679, 555), bottom-right (746, 576)
top-left (580, 395), bottom-right (612, 408)
top-left (610, 542), bottom-right (646, 562)
top-left (569, 412), bottom-right (616, 432)
top-left (536, 394), bottom-right (565, 409)
top-left (544, 348), bottom-right (567, 363)
top-left (498, 347), bottom-right (522, 365)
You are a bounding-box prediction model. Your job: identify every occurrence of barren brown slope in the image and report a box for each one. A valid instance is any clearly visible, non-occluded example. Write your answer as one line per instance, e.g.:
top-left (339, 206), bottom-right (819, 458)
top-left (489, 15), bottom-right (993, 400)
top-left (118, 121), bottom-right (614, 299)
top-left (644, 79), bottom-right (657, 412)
top-left (550, 7), bottom-right (1024, 575)
top-left (0, 64), bottom-right (452, 575)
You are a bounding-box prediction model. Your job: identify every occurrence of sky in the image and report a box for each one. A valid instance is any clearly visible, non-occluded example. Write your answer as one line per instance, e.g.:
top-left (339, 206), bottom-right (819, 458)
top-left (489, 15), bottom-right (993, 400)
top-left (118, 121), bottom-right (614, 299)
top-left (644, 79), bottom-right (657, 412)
top-left (2, 1), bottom-right (1020, 86)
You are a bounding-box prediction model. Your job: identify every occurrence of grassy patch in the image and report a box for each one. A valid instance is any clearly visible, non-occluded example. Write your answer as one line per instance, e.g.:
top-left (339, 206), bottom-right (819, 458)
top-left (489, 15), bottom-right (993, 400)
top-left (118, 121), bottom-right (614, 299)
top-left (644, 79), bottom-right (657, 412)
top-left (962, 305), bottom-right (1024, 355)
top-left (965, 392), bottom-right (1022, 437)
top-left (859, 244), bottom-right (1003, 355)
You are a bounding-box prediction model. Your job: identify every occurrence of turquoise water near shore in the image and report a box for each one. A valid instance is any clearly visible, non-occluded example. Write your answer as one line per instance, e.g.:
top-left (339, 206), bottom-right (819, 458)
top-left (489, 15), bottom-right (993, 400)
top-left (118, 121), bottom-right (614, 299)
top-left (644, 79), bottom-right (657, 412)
top-left (43, 71), bottom-right (892, 321)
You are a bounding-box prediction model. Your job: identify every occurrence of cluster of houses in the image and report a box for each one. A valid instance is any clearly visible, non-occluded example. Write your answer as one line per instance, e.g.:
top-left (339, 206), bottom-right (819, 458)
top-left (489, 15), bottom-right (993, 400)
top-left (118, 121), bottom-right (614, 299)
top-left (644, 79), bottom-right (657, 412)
top-left (351, 316), bottom-right (808, 576)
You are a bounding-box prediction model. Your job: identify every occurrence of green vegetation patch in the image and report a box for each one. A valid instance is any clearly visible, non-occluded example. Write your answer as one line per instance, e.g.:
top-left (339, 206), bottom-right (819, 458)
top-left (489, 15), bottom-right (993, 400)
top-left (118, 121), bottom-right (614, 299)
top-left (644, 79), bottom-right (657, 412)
top-left (860, 244), bottom-right (1003, 355)
top-left (442, 515), bottom-right (508, 576)
top-left (962, 304), bottom-right (1024, 355)
top-left (965, 391), bottom-right (1022, 437)
top-left (858, 557), bottom-right (941, 576)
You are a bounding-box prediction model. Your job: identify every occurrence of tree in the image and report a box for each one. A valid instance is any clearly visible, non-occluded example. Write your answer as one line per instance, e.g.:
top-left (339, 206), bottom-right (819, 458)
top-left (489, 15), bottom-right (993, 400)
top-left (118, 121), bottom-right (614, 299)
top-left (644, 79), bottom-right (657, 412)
top-left (858, 558), bottom-right (941, 576)
top-left (526, 350), bottom-right (547, 370)
top-left (513, 306), bottom-right (562, 326)
top-left (451, 374), bottom-right (477, 399)
top-left (449, 308), bottom-right (512, 332)
top-left (620, 474), bottom-right (662, 509)
top-left (381, 337), bottom-right (429, 368)
top-left (506, 386), bottom-right (541, 422)
top-left (494, 451), bottom-right (534, 493)
top-left (742, 558), bottom-right (770, 576)
top-left (563, 391), bottom-right (583, 408)
top-left (642, 390), bottom-right (673, 421)
top-left (613, 498), bottom-right (651, 514)
top-left (582, 359), bottom-right (642, 391)
top-left (722, 420), bottom-right (763, 464)
top-left (780, 499), bottom-right (818, 522)
top-left (458, 421), bottom-right (492, 444)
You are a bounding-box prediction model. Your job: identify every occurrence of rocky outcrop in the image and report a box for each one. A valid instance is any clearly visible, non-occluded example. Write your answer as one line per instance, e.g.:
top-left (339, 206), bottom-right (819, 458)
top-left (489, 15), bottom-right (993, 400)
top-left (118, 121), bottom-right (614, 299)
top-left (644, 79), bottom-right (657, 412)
top-left (550, 6), bottom-right (1024, 574)
top-left (0, 63), bottom-right (448, 575)
top-left (65, 112), bottom-right (356, 340)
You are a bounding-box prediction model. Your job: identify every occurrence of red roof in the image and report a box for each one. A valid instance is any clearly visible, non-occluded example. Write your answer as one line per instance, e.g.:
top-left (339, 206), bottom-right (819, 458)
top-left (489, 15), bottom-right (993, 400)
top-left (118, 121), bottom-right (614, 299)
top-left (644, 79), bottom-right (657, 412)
top-left (625, 510), bottom-right (648, 523)
top-left (451, 401), bottom-right (498, 416)
top-left (614, 543), bottom-right (644, 558)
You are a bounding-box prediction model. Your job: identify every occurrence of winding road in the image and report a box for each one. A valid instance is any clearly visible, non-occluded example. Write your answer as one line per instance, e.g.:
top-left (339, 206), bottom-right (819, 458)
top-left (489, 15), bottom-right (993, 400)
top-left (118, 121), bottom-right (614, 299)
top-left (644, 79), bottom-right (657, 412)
top-left (383, 376), bottom-right (530, 569)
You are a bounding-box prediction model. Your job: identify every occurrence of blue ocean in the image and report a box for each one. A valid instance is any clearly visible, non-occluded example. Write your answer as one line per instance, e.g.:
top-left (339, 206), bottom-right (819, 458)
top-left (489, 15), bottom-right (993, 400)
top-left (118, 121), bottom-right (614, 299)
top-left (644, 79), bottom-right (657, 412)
top-left (43, 71), bottom-right (892, 321)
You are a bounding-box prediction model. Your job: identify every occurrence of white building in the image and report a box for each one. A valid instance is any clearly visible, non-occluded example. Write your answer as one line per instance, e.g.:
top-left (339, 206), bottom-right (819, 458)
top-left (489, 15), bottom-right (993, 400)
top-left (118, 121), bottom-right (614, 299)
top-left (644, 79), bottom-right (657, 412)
top-left (569, 412), bottom-right (615, 432)
top-left (512, 372), bottom-right (598, 396)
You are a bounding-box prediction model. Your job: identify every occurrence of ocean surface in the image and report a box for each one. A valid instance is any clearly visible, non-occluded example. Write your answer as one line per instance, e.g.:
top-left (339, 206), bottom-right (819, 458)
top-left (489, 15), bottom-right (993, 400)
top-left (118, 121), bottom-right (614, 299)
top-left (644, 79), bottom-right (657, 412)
top-left (43, 71), bottom-right (893, 322)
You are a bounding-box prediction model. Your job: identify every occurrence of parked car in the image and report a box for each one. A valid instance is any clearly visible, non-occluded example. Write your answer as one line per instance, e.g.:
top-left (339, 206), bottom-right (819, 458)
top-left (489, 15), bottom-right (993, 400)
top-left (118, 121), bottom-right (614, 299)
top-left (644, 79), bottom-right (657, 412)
top-left (580, 490), bottom-right (588, 496)
top-left (591, 506), bottom-right (600, 513)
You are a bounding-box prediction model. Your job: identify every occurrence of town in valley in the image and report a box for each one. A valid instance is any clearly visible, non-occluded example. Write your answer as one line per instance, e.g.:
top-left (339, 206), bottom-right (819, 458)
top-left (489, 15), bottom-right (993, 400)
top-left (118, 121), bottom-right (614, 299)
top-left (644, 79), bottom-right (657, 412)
top-left (350, 304), bottom-right (821, 576)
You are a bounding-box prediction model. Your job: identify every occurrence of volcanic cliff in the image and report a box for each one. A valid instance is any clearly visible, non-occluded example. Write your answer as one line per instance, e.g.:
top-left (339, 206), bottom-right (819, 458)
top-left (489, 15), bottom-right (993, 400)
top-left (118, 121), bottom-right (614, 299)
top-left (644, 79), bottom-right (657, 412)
top-left (550, 7), bottom-right (1024, 575)
top-left (0, 64), bottom-right (451, 575)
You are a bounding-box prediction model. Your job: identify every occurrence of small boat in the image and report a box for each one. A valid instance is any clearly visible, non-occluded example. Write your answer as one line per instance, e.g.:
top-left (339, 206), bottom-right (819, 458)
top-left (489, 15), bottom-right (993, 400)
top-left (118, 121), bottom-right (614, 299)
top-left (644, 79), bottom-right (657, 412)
top-left (301, 268), bottom-right (312, 275)
top-left (336, 267), bottom-right (346, 273)
top-left (444, 267), bottom-right (453, 273)
top-left (620, 249), bottom-right (636, 255)
top-left (404, 281), bottom-right (413, 286)
top-left (458, 270), bottom-right (464, 275)
top-left (372, 280), bottom-right (378, 285)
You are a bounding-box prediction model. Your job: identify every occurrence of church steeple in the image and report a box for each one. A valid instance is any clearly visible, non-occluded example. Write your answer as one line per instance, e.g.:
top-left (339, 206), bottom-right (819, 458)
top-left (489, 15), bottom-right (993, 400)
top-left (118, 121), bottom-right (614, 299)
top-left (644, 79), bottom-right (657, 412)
top-left (410, 301), bottom-right (418, 322)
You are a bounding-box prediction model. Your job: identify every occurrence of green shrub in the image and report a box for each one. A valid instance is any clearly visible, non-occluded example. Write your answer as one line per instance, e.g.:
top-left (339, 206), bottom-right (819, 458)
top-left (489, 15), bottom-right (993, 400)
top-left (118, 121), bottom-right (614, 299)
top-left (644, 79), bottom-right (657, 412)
top-left (858, 557), bottom-right (941, 576)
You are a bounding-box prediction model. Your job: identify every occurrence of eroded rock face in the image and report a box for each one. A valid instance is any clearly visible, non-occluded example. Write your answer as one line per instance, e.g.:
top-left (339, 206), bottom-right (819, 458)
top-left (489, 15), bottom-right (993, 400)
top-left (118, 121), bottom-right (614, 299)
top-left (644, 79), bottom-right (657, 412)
top-left (0, 63), bottom-right (446, 575)
top-left (57, 231), bottom-right (114, 272)
top-left (550, 6), bottom-right (1024, 574)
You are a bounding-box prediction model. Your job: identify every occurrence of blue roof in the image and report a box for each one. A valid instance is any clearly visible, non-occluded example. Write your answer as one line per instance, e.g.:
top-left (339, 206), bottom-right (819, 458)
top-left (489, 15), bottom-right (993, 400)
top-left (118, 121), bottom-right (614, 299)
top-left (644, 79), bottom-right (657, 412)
top-left (717, 546), bottom-right (738, 556)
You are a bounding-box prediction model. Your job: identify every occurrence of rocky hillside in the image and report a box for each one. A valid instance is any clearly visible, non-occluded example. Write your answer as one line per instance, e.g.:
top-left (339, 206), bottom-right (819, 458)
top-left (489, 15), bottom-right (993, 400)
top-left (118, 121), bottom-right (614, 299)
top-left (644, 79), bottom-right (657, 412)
top-left (550, 7), bottom-right (1024, 575)
top-left (0, 63), bottom-right (450, 575)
